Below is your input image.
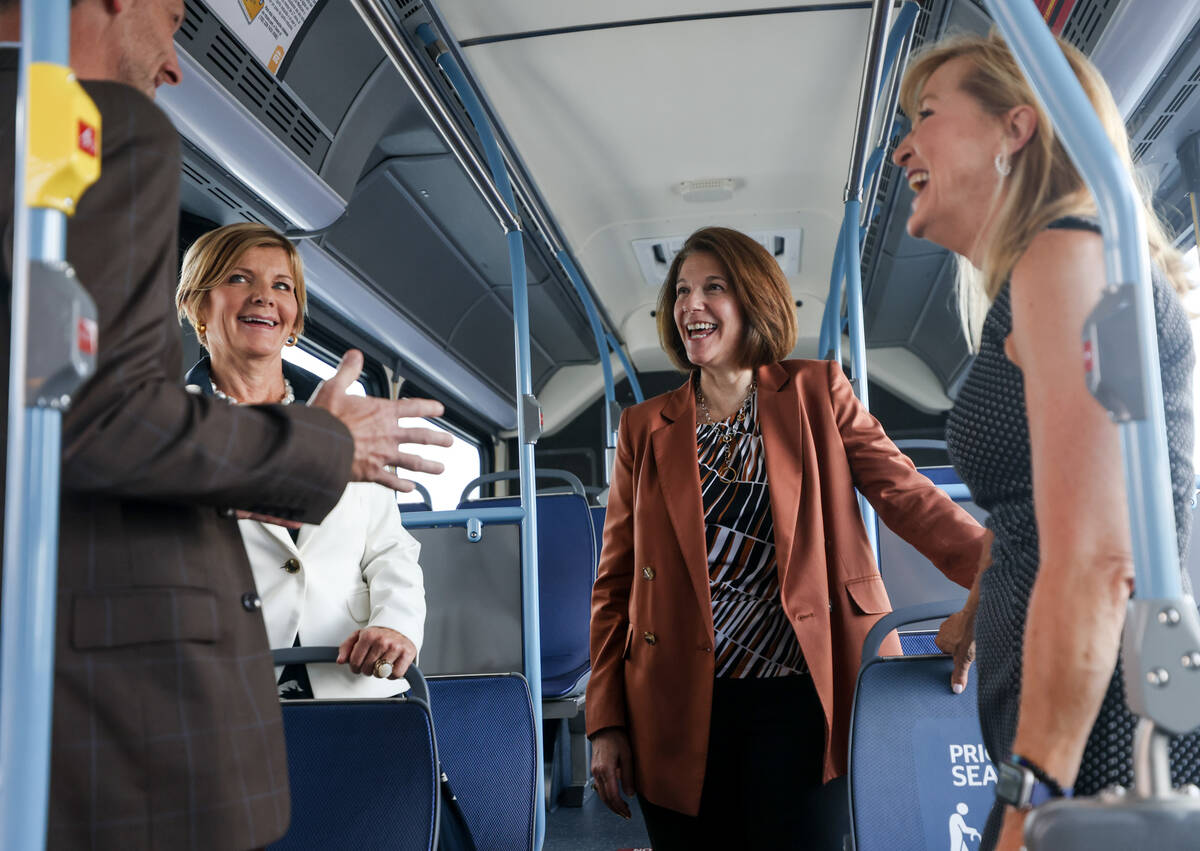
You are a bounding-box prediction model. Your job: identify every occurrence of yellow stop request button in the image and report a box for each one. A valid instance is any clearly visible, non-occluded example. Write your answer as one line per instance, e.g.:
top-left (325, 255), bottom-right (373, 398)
top-left (26, 63), bottom-right (101, 215)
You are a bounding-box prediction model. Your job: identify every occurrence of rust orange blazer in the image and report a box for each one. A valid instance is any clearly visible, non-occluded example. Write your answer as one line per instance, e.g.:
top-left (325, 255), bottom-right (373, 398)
top-left (587, 359), bottom-right (989, 815)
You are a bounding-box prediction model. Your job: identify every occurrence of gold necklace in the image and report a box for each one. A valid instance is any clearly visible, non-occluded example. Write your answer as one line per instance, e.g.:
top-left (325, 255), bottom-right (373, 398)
top-left (696, 378), bottom-right (756, 484)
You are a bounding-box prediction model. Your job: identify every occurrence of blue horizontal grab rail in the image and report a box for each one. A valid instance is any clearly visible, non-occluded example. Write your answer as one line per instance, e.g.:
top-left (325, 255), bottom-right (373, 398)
top-left (399, 506), bottom-right (526, 530)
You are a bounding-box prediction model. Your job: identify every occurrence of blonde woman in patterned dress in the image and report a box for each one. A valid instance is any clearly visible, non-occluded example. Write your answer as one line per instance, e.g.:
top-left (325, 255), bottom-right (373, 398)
top-left (586, 226), bottom-right (992, 849)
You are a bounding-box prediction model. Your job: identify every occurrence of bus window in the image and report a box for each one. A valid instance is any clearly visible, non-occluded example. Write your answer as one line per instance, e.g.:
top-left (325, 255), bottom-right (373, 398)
top-left (281, 344), bottom-right (480, 509)
top-left (393, 419), bottom-right (481, 510)
top-left (281, 345), bottom-right (365, 396)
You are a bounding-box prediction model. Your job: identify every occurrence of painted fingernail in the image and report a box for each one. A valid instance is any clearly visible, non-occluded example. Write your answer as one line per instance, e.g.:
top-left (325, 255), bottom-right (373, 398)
top-left (952, 683), bottom-right (964, 694)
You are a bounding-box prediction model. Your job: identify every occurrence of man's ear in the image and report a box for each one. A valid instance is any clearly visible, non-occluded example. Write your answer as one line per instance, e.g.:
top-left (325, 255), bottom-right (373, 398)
top-left (1006, 104), bottom-right (1038, 155)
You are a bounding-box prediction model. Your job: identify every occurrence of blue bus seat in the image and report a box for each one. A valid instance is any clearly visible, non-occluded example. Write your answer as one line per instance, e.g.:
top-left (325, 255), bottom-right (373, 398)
top-left (455, 491), bottom-right (596, 700)
top-left (589, 504), bottom-right (605, 565)
top-left (897, 630), bottom-right (940, 655)
top-left (429, 674), bottom-right (537, 850)
top-left (849, 602), bottom-right (995, 851)
top-left (269, 655), bottom-right (439, 851)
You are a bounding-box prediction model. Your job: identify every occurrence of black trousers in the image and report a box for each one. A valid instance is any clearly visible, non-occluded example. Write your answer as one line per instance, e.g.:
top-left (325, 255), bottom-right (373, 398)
top-left (638, 673), bottom-right (847, 851)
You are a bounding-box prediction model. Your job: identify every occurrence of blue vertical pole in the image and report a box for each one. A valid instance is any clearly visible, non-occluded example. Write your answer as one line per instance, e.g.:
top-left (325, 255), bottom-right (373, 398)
top-left (605, 331), bottom-right (645, 403)
top-left (1, 2), bottom-right (71, 849)
top-left (841, 199), bottom-right (879, 557)
top-left (415, 23), bottom-right (545, 847)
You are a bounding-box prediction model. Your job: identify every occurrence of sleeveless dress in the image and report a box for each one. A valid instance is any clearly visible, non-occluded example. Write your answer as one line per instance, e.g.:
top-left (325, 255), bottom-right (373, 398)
top-left (944, 217), bottom-right (1200, 846)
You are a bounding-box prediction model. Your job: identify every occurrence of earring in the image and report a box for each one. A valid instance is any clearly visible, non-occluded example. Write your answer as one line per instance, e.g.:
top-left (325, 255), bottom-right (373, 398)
top-left (197, 323), bottom-right (206, 335)
top-left (285, 334), bottom-right (298, 347)
top-left (994, 152), bottom-right (1012, 177)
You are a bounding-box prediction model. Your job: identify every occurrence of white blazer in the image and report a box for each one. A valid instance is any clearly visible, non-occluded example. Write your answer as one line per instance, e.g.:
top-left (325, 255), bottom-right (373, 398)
top-left (240, 481), bottom-right (426, 699)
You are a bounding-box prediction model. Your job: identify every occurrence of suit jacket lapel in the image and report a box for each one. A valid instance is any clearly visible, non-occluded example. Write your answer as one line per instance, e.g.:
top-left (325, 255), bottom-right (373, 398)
top-left (757, 362), bottom-right (805, 583)
top-left (651, 379), bottom-right (713, 634)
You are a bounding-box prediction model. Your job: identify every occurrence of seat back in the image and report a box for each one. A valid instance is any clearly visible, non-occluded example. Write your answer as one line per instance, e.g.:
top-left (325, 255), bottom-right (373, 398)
top-left (409, 524), bottom-right (524, 676)
top-left (849, 603), bottom-right (996, 851)
top-left (397, 481), bottom-right (434, 513)
top-left (458, 491), bottom-right (595, 698)
top-left (270, 699), bottom-right (438, 850)
top-left (876, 466), bottom-right (986, 620)
top-left (429, 674), bottom-right (537, 851)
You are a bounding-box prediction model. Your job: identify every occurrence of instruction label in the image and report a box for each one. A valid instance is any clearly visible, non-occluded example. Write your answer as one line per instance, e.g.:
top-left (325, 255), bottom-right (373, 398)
top-left (209, 0), bottom-right (320, 75)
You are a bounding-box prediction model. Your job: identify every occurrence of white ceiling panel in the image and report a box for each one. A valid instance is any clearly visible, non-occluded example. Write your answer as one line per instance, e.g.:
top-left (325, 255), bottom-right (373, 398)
top-left (437, 0), bottom-right (866, 43)
top-left (446, 6), bottom-right (874, 367)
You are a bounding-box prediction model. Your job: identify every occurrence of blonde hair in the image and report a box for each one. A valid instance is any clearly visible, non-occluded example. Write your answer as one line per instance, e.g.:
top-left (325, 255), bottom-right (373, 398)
top-left (656, 226), bottom-right (798, 372)
top-left (176, 223), bottom-right (306, 348)
top-left (899, 31), bottom-right (1186, 344)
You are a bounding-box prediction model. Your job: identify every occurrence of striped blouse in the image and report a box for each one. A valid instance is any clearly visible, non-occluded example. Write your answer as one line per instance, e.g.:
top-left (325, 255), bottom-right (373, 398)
top-left (697, 389), bottom-right (807, 679)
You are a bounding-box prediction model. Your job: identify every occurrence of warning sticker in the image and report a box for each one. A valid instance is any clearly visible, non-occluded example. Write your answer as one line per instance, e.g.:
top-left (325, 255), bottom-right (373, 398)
top-left (207, 0), bottom-right (319, 75)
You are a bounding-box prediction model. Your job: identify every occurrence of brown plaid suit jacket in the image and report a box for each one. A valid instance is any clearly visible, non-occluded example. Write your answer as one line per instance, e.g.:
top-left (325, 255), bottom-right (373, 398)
top-left (0, 53), bottom-right (354, 849)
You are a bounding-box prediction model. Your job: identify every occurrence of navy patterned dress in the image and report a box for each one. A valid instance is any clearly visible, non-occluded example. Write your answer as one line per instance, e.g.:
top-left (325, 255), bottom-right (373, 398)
top-left (944, 217), bottom-right (1200, 847)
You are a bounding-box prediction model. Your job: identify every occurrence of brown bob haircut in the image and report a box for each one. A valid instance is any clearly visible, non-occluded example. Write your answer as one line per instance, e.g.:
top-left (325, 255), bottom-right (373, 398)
top-left (176, 222), bottom-right (306, 349)
top-left (656, 226), bottom-right (798, 372)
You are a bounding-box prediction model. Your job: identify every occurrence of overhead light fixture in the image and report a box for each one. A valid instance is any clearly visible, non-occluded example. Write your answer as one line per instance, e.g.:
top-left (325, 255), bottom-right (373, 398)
top-left (677, 178), bottom-right (737, 203)
top-left (156, 48), bottom-right (346, 232)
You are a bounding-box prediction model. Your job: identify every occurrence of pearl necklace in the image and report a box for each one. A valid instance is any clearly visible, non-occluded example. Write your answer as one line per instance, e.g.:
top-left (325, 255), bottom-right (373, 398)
top-left (211, 378), bottom-right (294, 406)
top-left (696, 377), bottom-right (756, 484)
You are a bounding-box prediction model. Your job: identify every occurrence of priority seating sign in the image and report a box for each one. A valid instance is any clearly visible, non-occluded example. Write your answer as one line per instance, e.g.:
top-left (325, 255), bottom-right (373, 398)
top-left (912, 717), bottom-right (997, 850)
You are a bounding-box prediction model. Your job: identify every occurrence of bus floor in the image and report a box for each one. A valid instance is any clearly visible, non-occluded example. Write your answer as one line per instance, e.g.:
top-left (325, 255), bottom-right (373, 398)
top-left (544, 792), bottom-right (650, 851)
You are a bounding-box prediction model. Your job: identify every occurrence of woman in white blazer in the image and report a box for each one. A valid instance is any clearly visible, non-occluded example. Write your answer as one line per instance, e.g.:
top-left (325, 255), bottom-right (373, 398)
top-left (176, 223), bottom-right (440, 698)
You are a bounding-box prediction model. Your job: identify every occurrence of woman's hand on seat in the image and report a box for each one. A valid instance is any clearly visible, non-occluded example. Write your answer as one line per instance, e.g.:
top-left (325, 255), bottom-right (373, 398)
top-left (936, 605), bottom-right (976, 694)
top-left (338, 626), bottom-right (417, 679)
top-left (591, 727), bottom-right (636, 819)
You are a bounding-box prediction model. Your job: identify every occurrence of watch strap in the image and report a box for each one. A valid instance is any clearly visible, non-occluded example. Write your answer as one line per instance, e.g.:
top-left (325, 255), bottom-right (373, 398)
top-left (1010, 754), bottom-right (1073, 800)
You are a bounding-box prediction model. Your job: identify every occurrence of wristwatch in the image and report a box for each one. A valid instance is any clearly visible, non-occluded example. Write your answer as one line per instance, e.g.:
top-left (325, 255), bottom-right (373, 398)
top-left (995, 754), bottom-right (1073, 810)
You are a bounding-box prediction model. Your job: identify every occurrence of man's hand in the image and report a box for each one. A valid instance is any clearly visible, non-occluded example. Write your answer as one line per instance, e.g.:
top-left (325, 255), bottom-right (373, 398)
top-left (310, 350), bottom-right (454, 491)
top-left (338, 626), bottom-right (418, 679)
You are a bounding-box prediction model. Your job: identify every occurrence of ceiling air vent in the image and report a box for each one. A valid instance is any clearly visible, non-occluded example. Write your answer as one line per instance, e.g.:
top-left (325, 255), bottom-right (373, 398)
top-left (176, 0), bottom-right (332, 171)
top-left (631, 229), bottom-right (802, 287)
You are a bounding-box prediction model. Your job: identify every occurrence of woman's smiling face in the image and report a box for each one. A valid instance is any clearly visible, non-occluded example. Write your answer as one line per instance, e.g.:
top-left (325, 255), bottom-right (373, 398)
top-left (200, 245), bottom-right (299, 361)
top-left (673, 250), bottom-right (746, 374)
top-left (892, 56), bottom-right (1009, 258)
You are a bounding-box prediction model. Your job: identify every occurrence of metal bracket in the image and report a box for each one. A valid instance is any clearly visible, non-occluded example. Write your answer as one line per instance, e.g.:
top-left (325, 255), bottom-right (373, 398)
top-left (465, 517), bottom-right (482, 542)
top-left (522, 394), bottom-right (543, 444)
top-left (1083, 283), bottom-right (1147, 422)
top-left (1123, 597), bottom-right (1200, 733)
top-left (27, 258), bottom-right (96, 408)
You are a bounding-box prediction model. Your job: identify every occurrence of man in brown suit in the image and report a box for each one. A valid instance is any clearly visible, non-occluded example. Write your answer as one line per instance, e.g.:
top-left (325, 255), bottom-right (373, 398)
top-left (0, 1), bottom-right (451, 847)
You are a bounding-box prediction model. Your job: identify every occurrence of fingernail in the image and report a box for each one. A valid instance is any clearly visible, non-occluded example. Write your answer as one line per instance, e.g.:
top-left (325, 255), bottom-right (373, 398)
top-left (952, 683), bottom-right (964, 694)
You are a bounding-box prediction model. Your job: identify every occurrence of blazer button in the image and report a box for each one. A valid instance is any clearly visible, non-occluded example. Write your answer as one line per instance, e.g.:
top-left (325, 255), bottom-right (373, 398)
top-left (282, 558), bottom-right (301, 574)
top-left (241, 592), bottom-right (262, 612)
top-left (643, 631), bottom-right (657, 646)
top-left (642, 566), bottom-right (655, 580)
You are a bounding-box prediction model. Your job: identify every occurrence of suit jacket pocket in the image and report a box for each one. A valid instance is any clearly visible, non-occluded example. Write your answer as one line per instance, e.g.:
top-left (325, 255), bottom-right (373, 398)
top-left (72, 587), bottom-right (219, 649)
top-left (346, 587), bottom-right (371, 624)
top-left (844, 574), bottom-right (892, 615)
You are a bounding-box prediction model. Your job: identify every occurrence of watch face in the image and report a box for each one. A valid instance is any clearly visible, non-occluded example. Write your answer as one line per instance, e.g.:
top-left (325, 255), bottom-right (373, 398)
top-left (995, 761), bottom-right (1028, 807)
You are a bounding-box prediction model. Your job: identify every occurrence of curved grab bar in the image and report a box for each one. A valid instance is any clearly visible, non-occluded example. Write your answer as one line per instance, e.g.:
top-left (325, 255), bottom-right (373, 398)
top-left (270, 646), bottom-right (431, 706)
top-left (459, 468), bottom-right (586, 503)
top-left (985, 0), bottom-right (1179, 601)
top-left (861, 600), bottom-right (960, 667)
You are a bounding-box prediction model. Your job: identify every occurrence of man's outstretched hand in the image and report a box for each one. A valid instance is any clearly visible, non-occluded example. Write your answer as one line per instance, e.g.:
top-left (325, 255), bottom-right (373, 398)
top-left (310, 350), bottom-right (454, 491)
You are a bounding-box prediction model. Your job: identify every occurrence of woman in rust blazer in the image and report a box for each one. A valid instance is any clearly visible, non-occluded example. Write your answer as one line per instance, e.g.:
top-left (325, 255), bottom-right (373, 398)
top-left (587, 226), bottom-right (991, 849)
